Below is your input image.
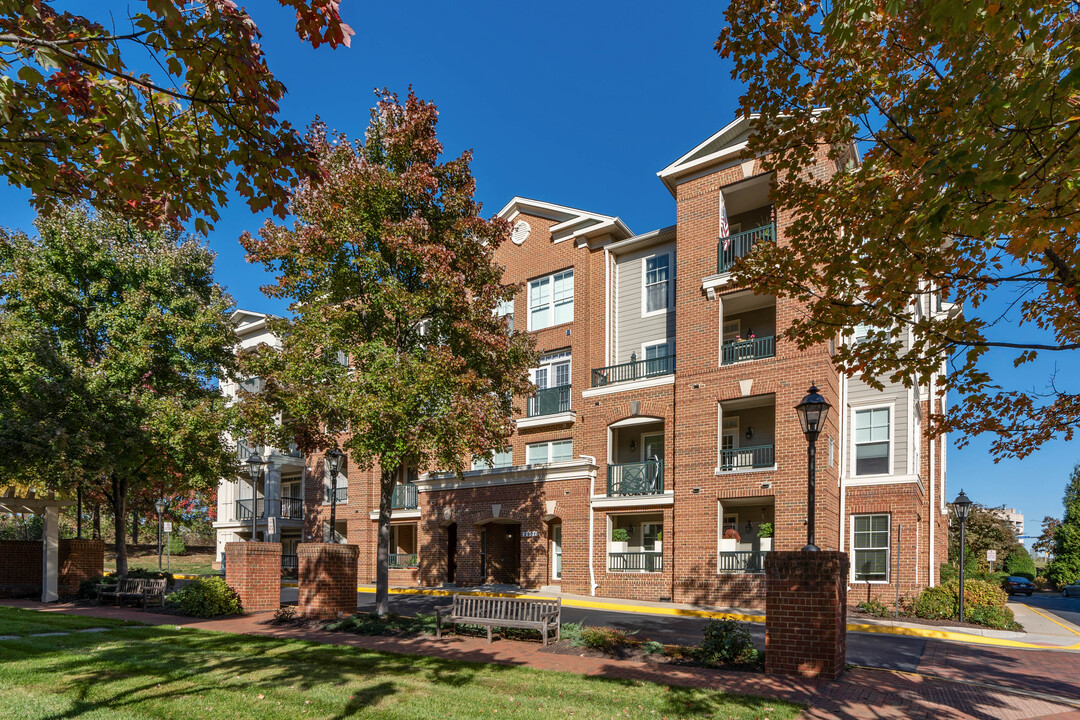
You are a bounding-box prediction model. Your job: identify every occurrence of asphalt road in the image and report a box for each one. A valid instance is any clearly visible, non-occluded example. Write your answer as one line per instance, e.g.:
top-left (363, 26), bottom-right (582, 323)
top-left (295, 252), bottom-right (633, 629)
top-left (1009, 591), bottom-right (1080, 631)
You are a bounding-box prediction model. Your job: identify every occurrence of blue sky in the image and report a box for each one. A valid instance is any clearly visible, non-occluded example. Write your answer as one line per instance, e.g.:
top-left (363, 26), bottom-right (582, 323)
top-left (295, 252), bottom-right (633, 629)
top-left (2, 1), bottom-right (1073, 541)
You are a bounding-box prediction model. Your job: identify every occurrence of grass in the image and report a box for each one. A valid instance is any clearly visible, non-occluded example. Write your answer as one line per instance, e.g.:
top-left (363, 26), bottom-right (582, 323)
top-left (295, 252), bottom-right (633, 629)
top-left (0, 607), bottom-right (138, 636)
top-left (105, 550), bottom-right (218, 576)
top-left (0, 609), bottom-right (800, 720)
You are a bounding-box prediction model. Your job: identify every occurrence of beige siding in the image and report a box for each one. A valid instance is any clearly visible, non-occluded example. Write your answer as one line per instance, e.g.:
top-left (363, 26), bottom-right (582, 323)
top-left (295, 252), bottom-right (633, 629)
top-left (614, 241), bottom-right (676, 362)
top-left (847, 377), bottom-right (908, 476)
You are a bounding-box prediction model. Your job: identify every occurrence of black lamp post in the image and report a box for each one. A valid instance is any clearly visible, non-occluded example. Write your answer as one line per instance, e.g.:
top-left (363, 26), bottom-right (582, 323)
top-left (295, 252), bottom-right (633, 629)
top-left (952, 489), bottom-right (974, 622)
top-left (154, 499), bottom-right (166, 569)
top-left (794, 384), bottom-right (832, 552)
top-left (326, 448), bottom-right (344, 544)
top-left (246, 452), bottom-right (267, 542)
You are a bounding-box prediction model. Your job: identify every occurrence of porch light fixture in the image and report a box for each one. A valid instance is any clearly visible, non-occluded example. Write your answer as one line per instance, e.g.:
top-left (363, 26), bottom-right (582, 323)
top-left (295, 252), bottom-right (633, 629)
top-left (745, 426), bottom-right (754, 440)
top-left (246, 452), bottom-right (267, 542)
top-left (326, 448), bottom-right (344, 544)
top-left (794, 384), bottom-right (831, 551)
top-left (154, 499), bottom-right (166, 569)
top-left (952, 489), bottom-right (974, 622)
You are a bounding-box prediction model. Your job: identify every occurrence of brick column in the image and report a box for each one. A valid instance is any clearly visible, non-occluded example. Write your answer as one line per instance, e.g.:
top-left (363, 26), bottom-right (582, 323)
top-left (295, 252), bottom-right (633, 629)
top-left (59, 539), bottom-right (105, 594)
top-left (298, 543), bottom-right (358, 618)
top-left (765, 550), bottom-right (848, 680)
top-left (225, 542), bottom-right (281, 613)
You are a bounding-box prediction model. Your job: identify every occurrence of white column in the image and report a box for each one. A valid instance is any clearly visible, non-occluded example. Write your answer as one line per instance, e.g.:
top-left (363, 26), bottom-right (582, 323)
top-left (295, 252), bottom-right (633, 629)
top-left (265, 463), bottom-right (282, 543)
top-left (41, 506), bottom-right (59, 603)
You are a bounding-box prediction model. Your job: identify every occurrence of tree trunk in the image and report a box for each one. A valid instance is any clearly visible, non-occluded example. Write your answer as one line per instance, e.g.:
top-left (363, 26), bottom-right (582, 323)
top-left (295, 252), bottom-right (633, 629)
top-left (92, 503), bottom-right (101, 540)
top-left (375, 466), bottom-right (397, 617)
top-left (111, 476), bottom-right (128, 578)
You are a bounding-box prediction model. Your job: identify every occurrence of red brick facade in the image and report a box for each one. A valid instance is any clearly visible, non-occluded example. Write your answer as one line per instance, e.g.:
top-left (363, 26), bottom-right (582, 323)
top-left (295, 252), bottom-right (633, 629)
top-left (225, 541), bottom-right (281, 613)
top-left (0, 539), bottom-right (105, 598)
top-left (298, 543), bottom-right (358, 618)
top-left (765, 551), bottom-right (848, 679)
top-left (58, 539), bottom-right (104, 594)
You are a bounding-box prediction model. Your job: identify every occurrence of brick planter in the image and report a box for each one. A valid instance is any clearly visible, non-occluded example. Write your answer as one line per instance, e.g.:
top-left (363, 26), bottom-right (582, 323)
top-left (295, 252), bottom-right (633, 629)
top-left (298, 543), bottom-right (358, 618)
top-left (765, 550), bottom-right (848, 680)
top-left (225, 542), bottom-right (282, 613)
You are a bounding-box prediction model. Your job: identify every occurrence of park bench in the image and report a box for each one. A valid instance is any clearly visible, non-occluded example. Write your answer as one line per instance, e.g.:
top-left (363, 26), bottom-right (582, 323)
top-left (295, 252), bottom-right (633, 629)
top-left (97, 578), bottom-right (168, 609)
top-left (434, 595), bottom-right (561, 646)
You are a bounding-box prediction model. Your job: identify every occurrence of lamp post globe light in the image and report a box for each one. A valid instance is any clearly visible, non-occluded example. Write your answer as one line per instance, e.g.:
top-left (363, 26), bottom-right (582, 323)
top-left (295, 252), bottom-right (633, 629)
top-left (794, 384), bottom-right (831, 552)
top-left (246, 452), bottom-right (267, 542)
top-left (154, 499), bottom-right (166, 570)
top-left (325, 448), bottom-right (344, 544)
top-left (952, 489), bottom-right (974, 622)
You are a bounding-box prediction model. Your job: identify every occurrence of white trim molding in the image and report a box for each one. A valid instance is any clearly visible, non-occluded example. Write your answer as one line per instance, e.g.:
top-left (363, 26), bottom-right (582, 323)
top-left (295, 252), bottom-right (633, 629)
top-left (515, 411), bottom-right (577, 430)
top-left (844, 473), bottom-right (925, 495)
top-left (417, 458), bottom-right (598, 492)
top-left (591, 492), bottom-right (675, 508)
top-left (368, 509), bottom-right (421, 520)
top-left (581, 374), bottom-right (675, 398)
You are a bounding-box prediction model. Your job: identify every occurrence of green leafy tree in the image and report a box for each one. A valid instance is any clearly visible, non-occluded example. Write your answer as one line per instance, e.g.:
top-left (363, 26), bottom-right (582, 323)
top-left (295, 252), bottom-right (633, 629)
top-left (716, 0), bottom-right (1080, 459)
top-left (1033, 515), bottom-right (1060, 558)
top-left (0, 1), bottom-right (353, 232)
top-left (0, 205), bottom-right (238, 575)
top-left (948, 503), bottom-right (1021, 571)
top-left (238, 90), bottom-right (536, 615)
top-left (1049, 464), bottom-right (1080, 587)
top-left (1003, 547), bottom-right (1036, 582)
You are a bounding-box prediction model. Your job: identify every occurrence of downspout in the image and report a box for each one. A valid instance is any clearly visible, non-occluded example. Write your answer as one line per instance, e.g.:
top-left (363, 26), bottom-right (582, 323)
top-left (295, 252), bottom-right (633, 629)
top-left (838, 367), bottom-right (847, 553)
top-left (582, 455), bottom-right (598, 596)
top-left (929, 370), bottom-right (936, 586)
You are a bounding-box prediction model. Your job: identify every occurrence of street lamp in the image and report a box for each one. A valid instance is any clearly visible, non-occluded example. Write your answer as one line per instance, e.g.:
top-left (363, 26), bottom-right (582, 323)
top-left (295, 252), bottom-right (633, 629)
top-left (326, 448), bottom-right (344, 544)
top-left (154, 499), bottom-right (166, 570)
top-left (952, 489), bottom-right (974, 622)
top-left (247, 452), bottom-right (267, 542)
top-left (794, 384), bottom-right (831, 552)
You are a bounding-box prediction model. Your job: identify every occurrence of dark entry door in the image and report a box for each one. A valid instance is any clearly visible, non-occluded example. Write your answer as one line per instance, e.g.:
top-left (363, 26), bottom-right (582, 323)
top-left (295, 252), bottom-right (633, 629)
top-left (446, 523), bottom-right (457, 584)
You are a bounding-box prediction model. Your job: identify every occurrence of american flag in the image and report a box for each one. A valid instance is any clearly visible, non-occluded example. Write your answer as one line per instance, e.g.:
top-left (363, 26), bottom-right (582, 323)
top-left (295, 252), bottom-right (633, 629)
top-left (719, 191), bottom-right (731, 249)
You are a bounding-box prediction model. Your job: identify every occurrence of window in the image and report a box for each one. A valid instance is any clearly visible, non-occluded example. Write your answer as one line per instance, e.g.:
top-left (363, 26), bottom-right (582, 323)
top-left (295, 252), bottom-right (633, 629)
top-left (642, 523), bottom-right (661, 551)
top-left (852, 514), bottom-right (890, 582)
top-left (854, 407), bottom-right (891, 475)
top-left (527, 440), bottom-right (573, 465)
top-left (472, 448), bottom-right (513, 470)
top-left (528, 269), bottom-right (573, 330)
top-left (496, 298), bottom-right (514, 332)
top-left (851, 325), bottom-right (871, 344)
top-left (644, 254), bottom-right (673, 314)
top-left (551, 524), bottom-right (562, 580)
top-left (533, 351), bottom-right (571, 389)
top-left (323, 459), bottom-right (348, 503)
top-left (643, 341), bottom-right (673, 375)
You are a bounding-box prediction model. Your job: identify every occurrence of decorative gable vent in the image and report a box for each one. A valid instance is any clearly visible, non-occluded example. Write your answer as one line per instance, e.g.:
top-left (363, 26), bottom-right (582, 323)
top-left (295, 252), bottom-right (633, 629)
top-left (511, 220), bottom-right (531, 245)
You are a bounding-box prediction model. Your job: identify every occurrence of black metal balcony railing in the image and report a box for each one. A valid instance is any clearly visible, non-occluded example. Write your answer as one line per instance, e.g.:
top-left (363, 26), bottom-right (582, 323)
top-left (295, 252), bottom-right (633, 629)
top-left (591, 354), bottom-right (674, 387)
top-left (282, 443), bottom-right (303, 459)
top-left (389, 553), bottom-right (418, 569)
top-left (721, 335), bottom-right (776, 365)
top-left (234, 498), bottom-right (264, 521)
top-left (608, 552), bottom-right (663, 573)
top-left (281, 554), bottom-right (299, 571)
top-left (527, 385), bottom-right (572, 417)
top-left (391, 483), bottom-right (418, 510)
top-left (237, 440), bottom-right (264, 461)
top-left (324, 486), bottom-right (348, 504)
top-left (719, 444), bottom-right (775, 471)
top-left (280, 496), bottom-right (304, 519)
top-left (718, 223), bottom-right (775, 273)
top-left (607, 459), bottom-right (664, 497)
top-left (718, 550), bottom-right (770, 573)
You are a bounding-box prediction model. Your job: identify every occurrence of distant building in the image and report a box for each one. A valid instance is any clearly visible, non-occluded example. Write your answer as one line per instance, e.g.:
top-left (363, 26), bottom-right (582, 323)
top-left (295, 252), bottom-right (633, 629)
top-left (996, 507), bottom-right (1024, 537)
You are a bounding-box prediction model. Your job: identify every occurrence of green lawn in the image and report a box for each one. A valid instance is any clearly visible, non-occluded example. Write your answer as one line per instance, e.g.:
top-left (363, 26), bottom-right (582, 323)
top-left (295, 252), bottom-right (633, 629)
top-left (0, 606), bottom-right (137, 636)
top-left (0, 608), bottom-right (799, 720)
top-left (105, 550), bottom-right (218, 576)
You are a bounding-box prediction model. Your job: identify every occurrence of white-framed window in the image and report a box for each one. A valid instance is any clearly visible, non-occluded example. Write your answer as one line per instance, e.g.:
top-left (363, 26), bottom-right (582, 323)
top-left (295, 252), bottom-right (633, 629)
top-left (527, 439), bottom-right (573, 465)
top-left (643, 253), bottom-right (674, 315)
top-left (323, 459), bottom-right (348, 503)
top-left (496, 298), bottom-right (514, 332)
top-left (851, 324), bottom-right (871, 344)
top-left (852, 513), bottom-right (890, 582)
top-left (528, 269), bottom-right (574, 330)
top-left (472, 448), bottom-right (513, 471)
top-left (532, 351), bottom-right (571, 389)
top-left (854, 406), bottom-right (891, 476)
top-left (642, 522), bottom-right (661, 551)
top-left (642, 340), bottom-right (674, 375)
top-left (551, 524), bottom-right (562, 580)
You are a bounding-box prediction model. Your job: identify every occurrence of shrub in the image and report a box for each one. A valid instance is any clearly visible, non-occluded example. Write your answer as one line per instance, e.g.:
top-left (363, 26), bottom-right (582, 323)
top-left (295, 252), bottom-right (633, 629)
top-left (757, 522), bottom-right (773, 538)
top-left (168, 576), bottom-right (242, 617)
top-left (611, 528), bottom-right (629, 543)
top-left (693, 619), bottom-right (759, 666)
top-left (966, 604), bottom-right (1022, 631)
top-left (579, 626), bottom-right (639, 652)
top-left (856, 598), bottom-right (891, 617)
top-left (941, 578), bottom-right (1007, 609)
top-left (77, 576), bottom-right (108, 600)
top-left (561, 620), bottom-right (585, 646)
top-left (167, 533), bottom-right (187, 556)
top-left (272, 605), bottom-right (296, 624)
top-left (642, 640), bottom-right (665, 655)
top-left (906, 586), bottom-right (957, 619)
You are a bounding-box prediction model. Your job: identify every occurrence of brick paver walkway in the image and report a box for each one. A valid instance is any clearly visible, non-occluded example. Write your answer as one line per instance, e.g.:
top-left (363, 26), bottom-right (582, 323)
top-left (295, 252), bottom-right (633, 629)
top-left (4, 600), bottom-right (1078, 720)
top-left (919, 640), bottom-right (1080, 702)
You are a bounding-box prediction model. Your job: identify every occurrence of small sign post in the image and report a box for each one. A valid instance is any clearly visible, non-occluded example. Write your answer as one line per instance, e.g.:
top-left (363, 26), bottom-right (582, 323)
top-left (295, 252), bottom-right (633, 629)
top-left (987, 549), bottom-right (997, 573)
top-left (163, 521), bottom-right (173, 572)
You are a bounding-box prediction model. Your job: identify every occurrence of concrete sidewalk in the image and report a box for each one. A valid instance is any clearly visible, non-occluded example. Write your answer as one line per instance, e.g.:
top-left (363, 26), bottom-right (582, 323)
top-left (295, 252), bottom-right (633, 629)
top-left (4, 599), bottom-right (1079, 720)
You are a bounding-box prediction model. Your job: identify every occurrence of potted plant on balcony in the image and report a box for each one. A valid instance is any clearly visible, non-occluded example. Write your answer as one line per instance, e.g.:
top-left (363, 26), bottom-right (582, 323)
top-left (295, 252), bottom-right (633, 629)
top-left (653, 529), bottom-right (663, 553)
top-left (757, 522), bottom-right (773, 552)
top-left (611, 527), bottom-right (630, 553)
top-left (721, 526), bottom-right (741, 551)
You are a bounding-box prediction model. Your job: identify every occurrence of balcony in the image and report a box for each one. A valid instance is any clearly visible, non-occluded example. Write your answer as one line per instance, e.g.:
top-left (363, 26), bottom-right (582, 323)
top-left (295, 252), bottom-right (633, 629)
top-left (391, 483), bottom-right (418, 510)
top-left (721, 335), bottom-right (775, 365)
top-left (719, 444), bottom-right (775, 471)
top-left (592, 353), bottom-right (674, 387)
top-left (717, 550), bottom-right (769, 573)
top-left (607, 459), bottom-right (664, 497)
top-left (324, 486), bottom-right (348, 504)
top-left (235, 498), bottom-right (264, 521)
top-left (389, 553), bottom-right (419, 569)
top-left (281, 496), bottom-right (304, 519)
top-left (608, 551), bottom-right (663, 573)
top-left (527, 385), bottom-right (571, 417)
top-left (281, 554), bottom-right (298, 572)
top-left (718, 223), bottom-right (774, 273)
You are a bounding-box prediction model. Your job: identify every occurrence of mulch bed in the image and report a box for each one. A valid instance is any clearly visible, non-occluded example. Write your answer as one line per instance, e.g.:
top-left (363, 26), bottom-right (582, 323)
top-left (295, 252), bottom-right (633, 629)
top-left (537, 638), bottom-right (762, 672)
top-left (848, 608), bottom-right (1023, 632)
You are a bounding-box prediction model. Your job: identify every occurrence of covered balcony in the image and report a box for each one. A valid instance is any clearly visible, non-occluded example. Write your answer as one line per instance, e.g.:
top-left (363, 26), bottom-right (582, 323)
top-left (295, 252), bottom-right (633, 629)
top-left (591, 351), bottom-right (674, 388)
top-left (608, 513), bottom-right (663, 573)
top-left (715, 174), bottom-right (775, 274)
top-left (607, 420), bottom-right (666, 498)
top-left (527, 384), bottom-right (571, 417)
top-left (389, 525), bottom-right (419, 569)
top-left (721, 292), bottom-right (777, 365)
top-left (718, 396), bottom-right (776, 473)
top-left (718, 497), bottom-right (774, 573)
top-left (718, 224), bottom-right (774, 273)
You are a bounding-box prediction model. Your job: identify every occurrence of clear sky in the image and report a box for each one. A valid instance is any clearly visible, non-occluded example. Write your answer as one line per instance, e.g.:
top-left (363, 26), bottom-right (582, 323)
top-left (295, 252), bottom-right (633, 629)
top-left (2, 1), bottom-right (1073, 542)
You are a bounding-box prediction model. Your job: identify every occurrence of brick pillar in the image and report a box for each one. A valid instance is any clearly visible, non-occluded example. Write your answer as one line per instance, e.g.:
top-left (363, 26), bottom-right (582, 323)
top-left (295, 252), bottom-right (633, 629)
top-left (225, 542), bottom-right (281, 613)
top-left (59, 539), bottom-right (105, 594)
top-left (765, 550), bottom-right (848, 680)
top-left (298, 543), bottom-right (358, 618)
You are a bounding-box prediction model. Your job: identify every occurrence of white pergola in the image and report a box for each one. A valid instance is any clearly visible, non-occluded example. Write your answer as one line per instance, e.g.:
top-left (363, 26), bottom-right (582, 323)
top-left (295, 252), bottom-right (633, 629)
top-left (0, 488), bottom-right (76, 602)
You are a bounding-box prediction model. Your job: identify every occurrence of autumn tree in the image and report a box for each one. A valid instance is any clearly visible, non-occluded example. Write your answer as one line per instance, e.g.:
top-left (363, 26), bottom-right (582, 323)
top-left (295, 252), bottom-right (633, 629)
top-left (1048, 464), bottom-right (1080, 587)
top-left (0, 205), bottom-right (238, 575)
top-left (1033, 515), bottom-right (1061, 557)
top-left (0, 1), bottom-right (353, 232)
top-left (237, 90), bottom-right (536, 615)
top-left (716, 0), bottom-right (1080, 458)
top-left (948, 503), bottom-right (1022, 572)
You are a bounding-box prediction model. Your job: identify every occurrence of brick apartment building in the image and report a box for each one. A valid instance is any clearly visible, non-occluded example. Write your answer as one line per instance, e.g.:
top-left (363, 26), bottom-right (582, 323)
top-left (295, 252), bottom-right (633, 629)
top-left (215, 117), bottom-right (951, 608)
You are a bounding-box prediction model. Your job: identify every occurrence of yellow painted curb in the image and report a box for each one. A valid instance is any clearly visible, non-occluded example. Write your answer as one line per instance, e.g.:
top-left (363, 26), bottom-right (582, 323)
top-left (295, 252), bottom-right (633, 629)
top-left (846, 621), bottom-right (1080, 650)
top-left (1020, 603), bottom-right (1080, 638)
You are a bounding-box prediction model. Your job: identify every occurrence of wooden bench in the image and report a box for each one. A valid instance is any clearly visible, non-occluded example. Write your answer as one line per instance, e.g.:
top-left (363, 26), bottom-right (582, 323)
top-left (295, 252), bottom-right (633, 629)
top-left (435, 595), bottom-right (561, 646)
top-left (97, 578), bottom-right (168, 609)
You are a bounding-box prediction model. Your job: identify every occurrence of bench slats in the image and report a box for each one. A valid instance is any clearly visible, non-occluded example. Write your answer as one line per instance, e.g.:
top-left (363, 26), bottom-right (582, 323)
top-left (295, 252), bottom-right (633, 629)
top-left (436, 594), bottom-right (561, 646)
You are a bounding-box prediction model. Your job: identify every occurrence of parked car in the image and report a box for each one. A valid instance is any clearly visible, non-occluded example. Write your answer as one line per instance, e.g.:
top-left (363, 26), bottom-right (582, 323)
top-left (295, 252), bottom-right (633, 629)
top-left (1063, 582), bottom-right (1080, 598)
top-left (1003, 576), bottom-right (1034, 596)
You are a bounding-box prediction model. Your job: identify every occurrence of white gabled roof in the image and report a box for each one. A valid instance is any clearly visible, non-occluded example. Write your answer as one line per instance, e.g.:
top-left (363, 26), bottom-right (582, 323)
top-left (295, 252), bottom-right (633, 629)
top-left (496, 197), bottom-right (634, 244)
top-left (656, 114), bottom-right (760, 196)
